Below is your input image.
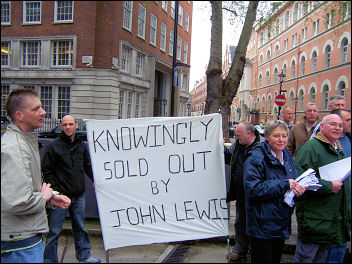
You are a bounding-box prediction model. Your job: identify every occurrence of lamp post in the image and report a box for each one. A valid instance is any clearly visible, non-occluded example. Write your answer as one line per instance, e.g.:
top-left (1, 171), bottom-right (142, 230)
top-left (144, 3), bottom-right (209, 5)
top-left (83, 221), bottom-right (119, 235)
top-left (277, 70), bottom-right (286, 120)
top-left (186, 102), bottom-right (191, 116)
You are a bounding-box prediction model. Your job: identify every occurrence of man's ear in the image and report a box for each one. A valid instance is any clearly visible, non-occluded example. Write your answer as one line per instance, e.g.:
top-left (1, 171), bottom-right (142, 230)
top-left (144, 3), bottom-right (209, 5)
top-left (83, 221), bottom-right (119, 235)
top-left (14, 110), bottom-right (24, 122)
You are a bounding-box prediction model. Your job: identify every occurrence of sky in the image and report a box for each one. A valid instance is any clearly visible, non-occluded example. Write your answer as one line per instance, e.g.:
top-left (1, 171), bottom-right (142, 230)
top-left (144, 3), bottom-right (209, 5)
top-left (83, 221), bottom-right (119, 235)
top-left (189, 2), bottom-right (244, 91)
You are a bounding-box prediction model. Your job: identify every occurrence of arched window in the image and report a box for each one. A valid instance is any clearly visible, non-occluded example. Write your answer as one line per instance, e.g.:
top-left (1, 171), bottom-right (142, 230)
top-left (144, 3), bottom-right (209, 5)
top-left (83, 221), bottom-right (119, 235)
top-left (338, 81), bottom-right (346, 96)
top-left (322, 85), bottom-right (329, 110)
top-left (298, 90), bottom-right (304, 111)
top-left (260, 54), bottom-right (263, 64)
top-left (289, 91), bottom-right (295, 107)
top-left (311, 51), bottom-right (317, 72)
top-left (268, 95), bottom-right (272, 113)
top-left (325, 45), bottom-right (331, 68)
top-left (309, 87), bottom-right (316, 103)
top-left (300, 56), bottom-right (306, 75)
top-left (267, 50), bottom-right (271, 61)
top-left (291, 60), bottom-right (296, 78)
top-left (293, 3), bottom-right (299, 22)
top-left (257, 97), bottom-right (260, 110)
top-left (275, 18), bottom-right (280, 35)
top-left (265, 71), bottom-right (270, 85)
top-left (259, 74), bottom-right (262, 88)
top-left (274, 68), bottom-right (278, 84)
top-left (341, 38), bottom-right (348, 63)
top-left (283, 64), bottom-right (287, 79)
top-left (262, 97), bottom-right (265, 112)
top-left (285, 10), bottom-right (290, 29)
top-left (275, 45), bottom-right (279, 56)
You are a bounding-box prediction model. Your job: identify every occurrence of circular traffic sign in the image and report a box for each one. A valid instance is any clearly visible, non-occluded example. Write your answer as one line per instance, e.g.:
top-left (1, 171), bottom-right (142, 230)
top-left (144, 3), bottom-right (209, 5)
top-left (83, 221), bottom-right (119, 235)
top-left (275, 94), bottom-right (286, 106)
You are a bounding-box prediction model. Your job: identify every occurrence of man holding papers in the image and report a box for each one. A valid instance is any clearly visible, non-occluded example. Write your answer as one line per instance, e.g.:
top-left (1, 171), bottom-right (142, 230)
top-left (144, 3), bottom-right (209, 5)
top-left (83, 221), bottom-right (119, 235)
top-left (293, 114), bottom-right (350, 263)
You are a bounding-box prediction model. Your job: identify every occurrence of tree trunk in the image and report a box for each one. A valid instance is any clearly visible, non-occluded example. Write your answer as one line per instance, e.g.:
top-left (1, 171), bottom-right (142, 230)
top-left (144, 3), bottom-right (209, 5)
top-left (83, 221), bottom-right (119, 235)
top-left (206, 1), bottom-right (259, 141)
top-left (205, 1), bottom-right (222, 115)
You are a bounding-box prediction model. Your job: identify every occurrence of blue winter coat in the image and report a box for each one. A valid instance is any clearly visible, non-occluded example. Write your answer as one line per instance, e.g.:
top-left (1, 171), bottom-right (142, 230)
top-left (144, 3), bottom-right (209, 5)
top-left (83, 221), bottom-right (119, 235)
top-left (243, 141), bottom-right (298, 240)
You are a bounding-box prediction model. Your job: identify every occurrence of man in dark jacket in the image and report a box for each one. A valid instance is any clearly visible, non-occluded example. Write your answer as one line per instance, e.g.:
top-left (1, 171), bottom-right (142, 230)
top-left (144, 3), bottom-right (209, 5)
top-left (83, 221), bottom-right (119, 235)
top-left (42, 115), bottom-right (101, 263)
top-left (224, 122), bottom-right (263, 261)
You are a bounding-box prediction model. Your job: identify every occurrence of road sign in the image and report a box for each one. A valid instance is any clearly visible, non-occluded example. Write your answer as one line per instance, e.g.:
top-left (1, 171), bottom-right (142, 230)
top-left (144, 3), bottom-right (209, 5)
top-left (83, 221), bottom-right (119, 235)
top-left (275, 94), bottom-right (286, 106)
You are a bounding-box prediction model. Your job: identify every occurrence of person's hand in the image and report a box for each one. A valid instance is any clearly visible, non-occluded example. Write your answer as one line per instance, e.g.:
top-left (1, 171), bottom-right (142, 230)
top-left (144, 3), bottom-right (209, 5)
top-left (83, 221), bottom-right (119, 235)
top-left (331, 180), bottom-right (343, 193)
top-left (288, 179), bottom-right (296, 191)
top-left (41, 183), bottom-right (53, 201)
top-left (293, 183), bottom-right (307, 197)
top-left (51, 194), bottom-right (71, 209)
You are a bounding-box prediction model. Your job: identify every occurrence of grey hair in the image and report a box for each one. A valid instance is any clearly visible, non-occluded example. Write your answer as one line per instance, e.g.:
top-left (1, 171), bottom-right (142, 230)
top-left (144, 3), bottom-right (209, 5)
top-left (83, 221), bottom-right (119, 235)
top-left (281, 105), bottom-right (294, 112)
top-left (329, 95), bottom-right (345, 105)
top-left (322, 113), bottom-right (342, 123)
top-left (304, 102), bottom-right (318, 112)
top-left (242, 122), bottom-right (256, 135)
top-left (264, 120), bottom-right (289, 137)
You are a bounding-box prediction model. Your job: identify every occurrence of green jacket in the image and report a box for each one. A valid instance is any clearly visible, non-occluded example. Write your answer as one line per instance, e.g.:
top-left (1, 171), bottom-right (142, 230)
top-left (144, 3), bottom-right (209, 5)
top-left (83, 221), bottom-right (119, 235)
top-left (294, 132), bottom-right (350, 246)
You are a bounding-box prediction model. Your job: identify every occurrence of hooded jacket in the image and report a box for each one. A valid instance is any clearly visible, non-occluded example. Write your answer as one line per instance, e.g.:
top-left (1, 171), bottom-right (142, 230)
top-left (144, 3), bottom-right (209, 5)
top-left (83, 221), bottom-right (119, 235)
top-left (243, 141), bottom-right (298, 240)
top-left (41, 132), bottom-right (93, 198)
top-left (294, 131), bottom-right (350, 246)
top-left (1, 124), bottom-right (48, 241)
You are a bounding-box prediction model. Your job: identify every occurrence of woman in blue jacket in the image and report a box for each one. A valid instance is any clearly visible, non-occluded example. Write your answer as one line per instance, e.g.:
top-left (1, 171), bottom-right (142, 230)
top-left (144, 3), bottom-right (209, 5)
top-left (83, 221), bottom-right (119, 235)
top-left (243, 120), bottom-right (306, 263)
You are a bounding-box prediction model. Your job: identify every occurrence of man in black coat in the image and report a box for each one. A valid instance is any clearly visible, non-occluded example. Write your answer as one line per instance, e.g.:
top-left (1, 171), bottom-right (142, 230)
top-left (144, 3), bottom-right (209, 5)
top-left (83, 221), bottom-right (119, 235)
top-left (224, 122), bottom-right (263, 262)
top-left (42, 115), bottom-right (101, 263)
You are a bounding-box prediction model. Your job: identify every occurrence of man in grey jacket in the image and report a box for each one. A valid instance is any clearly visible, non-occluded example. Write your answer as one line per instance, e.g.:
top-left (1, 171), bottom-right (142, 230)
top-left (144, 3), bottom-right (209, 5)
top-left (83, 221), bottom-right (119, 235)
top-left (1, 88), bottom-right (71, 263)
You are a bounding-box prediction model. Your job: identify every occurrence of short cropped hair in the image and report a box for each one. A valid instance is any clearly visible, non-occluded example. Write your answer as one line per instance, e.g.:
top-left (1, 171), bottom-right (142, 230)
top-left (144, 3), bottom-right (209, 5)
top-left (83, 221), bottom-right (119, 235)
top-left (264, 120), bottom-right (288, 137)
top-left (329, 95), bottom-right (345, 105)
top-left (304, 102), bottom-right (318, 112)
top-left (242, 122), bottom-right (256, 135)
top-left (281, 105), bottom-right (293, 112)
top-left (5, 88), bottom-right (39, 122)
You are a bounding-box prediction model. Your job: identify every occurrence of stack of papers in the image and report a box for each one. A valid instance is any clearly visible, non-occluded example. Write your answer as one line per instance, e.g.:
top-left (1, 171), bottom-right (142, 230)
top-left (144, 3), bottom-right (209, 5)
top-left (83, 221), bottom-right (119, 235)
top-left (318, 157), bottom-right (351, 182)
top-left (284, 168), bottom-right (322, 207)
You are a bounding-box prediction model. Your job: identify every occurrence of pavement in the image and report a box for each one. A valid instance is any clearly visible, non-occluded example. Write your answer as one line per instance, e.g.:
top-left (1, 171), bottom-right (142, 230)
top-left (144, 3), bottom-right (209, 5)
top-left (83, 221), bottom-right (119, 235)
top-left (49, 202), bottom-right (322, 263)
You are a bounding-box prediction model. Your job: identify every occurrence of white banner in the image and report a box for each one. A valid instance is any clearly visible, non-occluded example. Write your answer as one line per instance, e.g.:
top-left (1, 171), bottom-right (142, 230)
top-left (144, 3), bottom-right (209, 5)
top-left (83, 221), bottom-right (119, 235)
top-left (86, 113), bottom-right (228, 250)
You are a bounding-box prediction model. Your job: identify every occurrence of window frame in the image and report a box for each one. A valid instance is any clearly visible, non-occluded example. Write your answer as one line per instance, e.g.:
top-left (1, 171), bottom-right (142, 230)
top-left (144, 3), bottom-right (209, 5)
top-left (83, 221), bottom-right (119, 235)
top-left (22, 41), bottom-right (42, 67)
top-left (150, 13), bottom-right (157, 46)
top-left (137, 4), bottom-right (146, 39)
top-left (1, 1), bottom-right (11, 25)
top-left (23, 1), bottom-right (42, 25)
top-left (160, 22), bottom-right (167, 52)
top-left (1, 42), bottom-right (11, 67)
top-left (54, 1), bottom-right (74, 23)
top-left (123, 1), bottom-right (133, 31)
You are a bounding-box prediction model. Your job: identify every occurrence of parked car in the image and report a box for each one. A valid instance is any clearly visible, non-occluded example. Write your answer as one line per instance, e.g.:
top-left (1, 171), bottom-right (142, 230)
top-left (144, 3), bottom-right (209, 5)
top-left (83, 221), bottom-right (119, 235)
top-left (37, 120), bottom-right (87, 141)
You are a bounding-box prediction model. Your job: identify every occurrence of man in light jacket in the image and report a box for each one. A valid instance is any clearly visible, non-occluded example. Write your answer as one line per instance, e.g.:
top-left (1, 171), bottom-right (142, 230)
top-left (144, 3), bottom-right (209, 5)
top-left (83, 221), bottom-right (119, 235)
top-left (1, 88), bottom-right (70, 263)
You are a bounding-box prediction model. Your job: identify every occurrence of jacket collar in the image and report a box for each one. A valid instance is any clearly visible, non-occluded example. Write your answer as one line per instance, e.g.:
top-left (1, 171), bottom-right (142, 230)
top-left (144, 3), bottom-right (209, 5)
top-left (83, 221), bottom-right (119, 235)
top-left (315, 131), bottom-right (343, 152)
top-left (59, 131), bottom-right (80, 144)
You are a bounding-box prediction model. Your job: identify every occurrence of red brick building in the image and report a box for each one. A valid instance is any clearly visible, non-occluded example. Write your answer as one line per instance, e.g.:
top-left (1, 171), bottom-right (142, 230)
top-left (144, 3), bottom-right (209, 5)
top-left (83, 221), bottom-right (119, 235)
top-left (1, 1), bottom-right (192, 123)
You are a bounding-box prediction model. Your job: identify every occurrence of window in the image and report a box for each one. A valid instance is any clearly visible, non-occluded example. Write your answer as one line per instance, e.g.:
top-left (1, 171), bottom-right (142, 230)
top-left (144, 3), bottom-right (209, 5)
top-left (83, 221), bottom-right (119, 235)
top-left (177, 35), bottom-right (182, 61)
top-left (302, 2), bottom-right (308, 16)
top-left (273, 68), bottom-right (278, 84)
top-left (284, 10), bottom-right (289, 29)
top-left (265, 71), bottom-right (270, 86)
top-left (150, 14), bottom-right (157, 46)
top-left (311, 51), bottom-right (317, 72)
top-left (23, 1), bottom-right (41, 24)
top-left (40, 86), bottom-right (53, 118)
top-left (183, 41), bottom-right (188, 63)
top-left (293, 3), bottom-right (299, 22)
top-left (137, 4), bottom-right (146, 39)
top-left (127, 91), bottom-right (133, 118)
top-left (283, 64), bottom-right (287, 79)
top-left (118, 90), bottom-right (125, 119)
top-left (169, 30), bottom-right (174, 56)
top-left (302, 27), bottom-right (307, 42)
top-left (161, 1), bottom-right (167, 12)
top-left (325, 11), bottom-right (333, 29)
top-left (178, 4), bottom-right (183, 26)
top-left (136, 52), bottom-right (144, 76)
top-left (1, 85), bottom-right (10, 116)
top-left (325, 45), bottom-right (331, 68)
top-left (259, 54), bottom-right (263, 64)
top-left (1, 42), bottom-right (10, 66)
top-left (134, 92), bottom-right (141, 118)
top-left (275, 18), bottom-right (280, 35)
top-left (338, 81), bottom-right (346, 97)
top-left (309, 87), bottom-right (316, 103)
top-left (260, 31), bottom-right (264, 46)
top-left (121, 45), bottom-right (131, 72)
top-left (341, 2), bottom-right (351, 21)
top-left (292, 33), bottom-right (297, 48)
top-left (266, 50), bottom-right (270, 61)
top-left (291, 60), bottom-right (296, 78)
top-left (1, 1), bottom-right (10, 25)
top-left (22, 41), bottom-right (41, 66)
top-left (313, 19), bottom-right (319, 37)
top-left (267, 96), bottom-right (272, 113)
top-left (258, 74), bottom-right (262, 88)
top-left (300, 56), bottom-right (305, 76)
top-left (181, 74), bottom-right (188, 91)
top-left (54, 1), bottom-right (73, 22)
top-left (284, 39), bottom-right (288, 52)
top-left (123, 1), bottom-right (133, 31)
top-left (322, 85), bottom-right (329, 110)
top-left (52, 40), bottom-right (73, 66)
top-left (298, 90), bottom-right (304, 111)
top-left (171, 1), bottom-right (175, 19)
top-left (289, 91), bottom-right (294, 107)
top-left (185, 12), bottom-right (190, 32)
top-left (274, 45), bottom-right (279, 56)
top-left (57, 86), bottom-right (70, 119)
top-left (261, 97), bottom-right (265, 112)
top-left (160, 22), bottom-right (166, 51)
top-left (341, 38), bottom-right (348, 63)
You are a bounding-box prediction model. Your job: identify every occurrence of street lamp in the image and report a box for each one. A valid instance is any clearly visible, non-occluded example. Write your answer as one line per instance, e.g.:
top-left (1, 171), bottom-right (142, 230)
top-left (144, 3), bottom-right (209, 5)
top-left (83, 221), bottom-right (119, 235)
top-left (277, 70), bottom-right (286, 120)
top-left (186, 102), bottom-right (191, 116)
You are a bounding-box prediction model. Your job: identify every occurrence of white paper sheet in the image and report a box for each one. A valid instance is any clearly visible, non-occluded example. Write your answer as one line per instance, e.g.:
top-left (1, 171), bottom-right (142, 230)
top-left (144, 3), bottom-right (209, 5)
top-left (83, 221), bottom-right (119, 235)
top-left (318, 157), bottom-right (351, 182)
